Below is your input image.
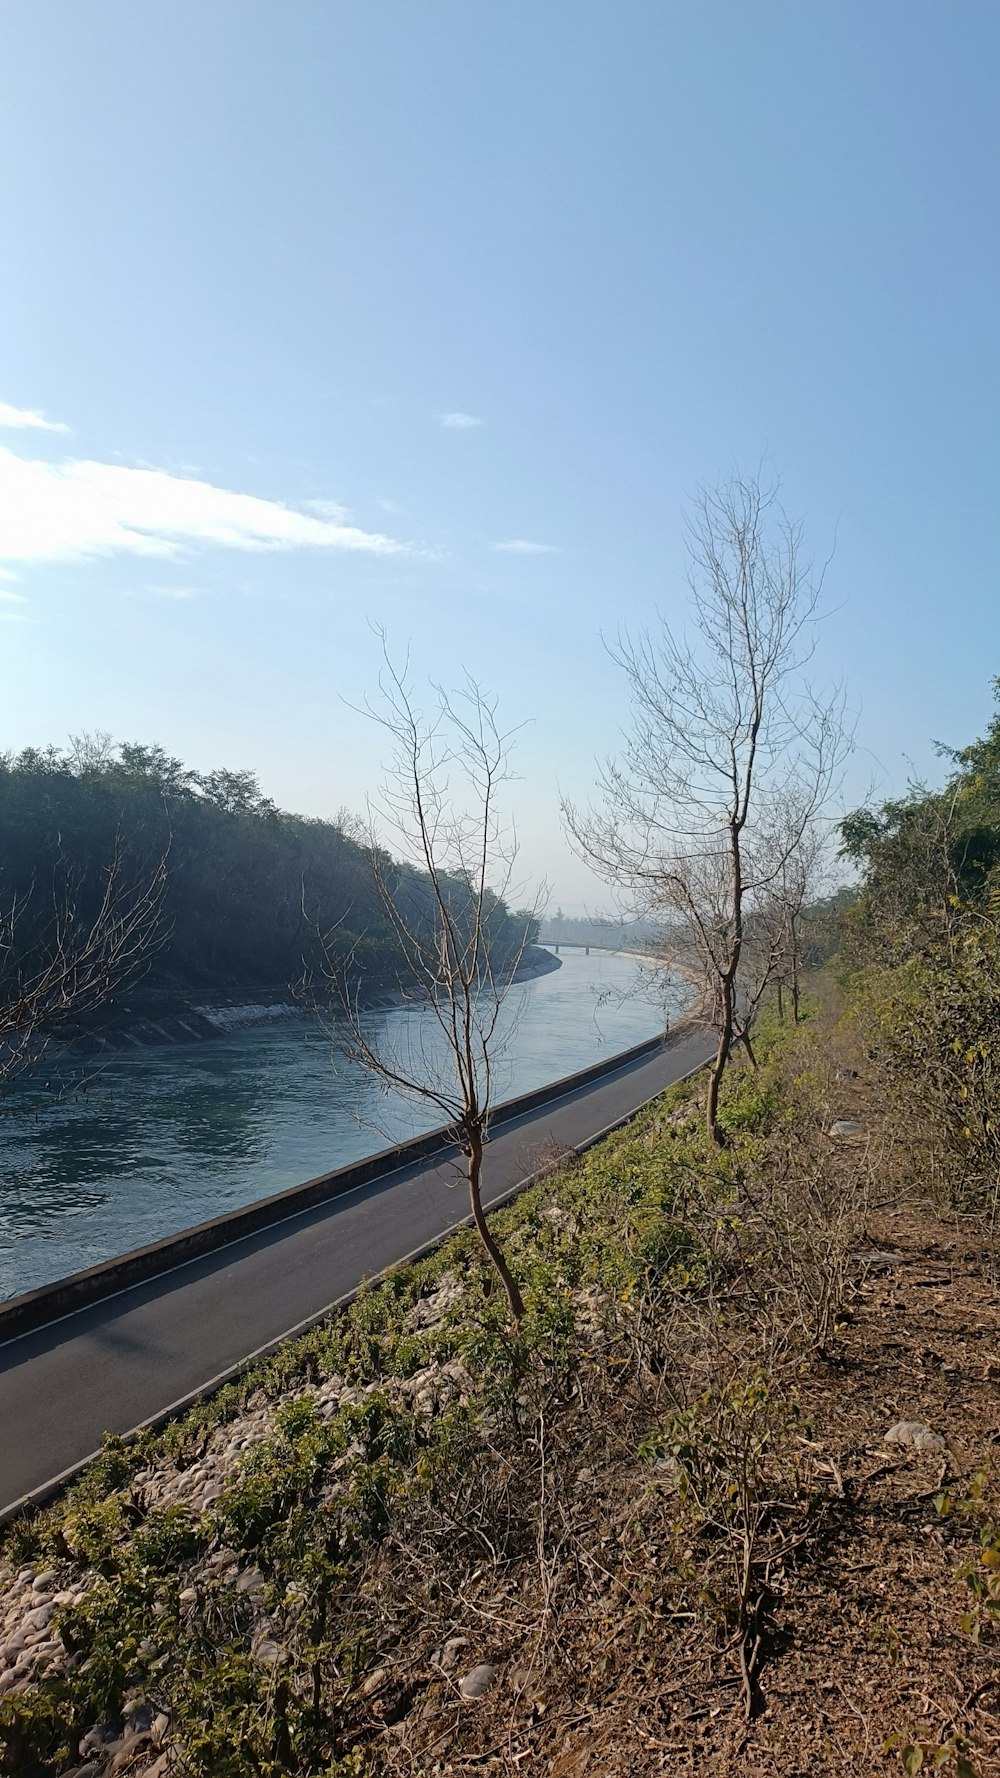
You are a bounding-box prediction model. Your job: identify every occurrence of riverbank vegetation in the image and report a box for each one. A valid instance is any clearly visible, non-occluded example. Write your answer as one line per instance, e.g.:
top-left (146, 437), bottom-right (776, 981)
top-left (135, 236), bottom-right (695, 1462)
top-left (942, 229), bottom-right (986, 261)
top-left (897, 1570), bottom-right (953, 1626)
top-left (0, 737), bottom-right (538, 1017)
top-left (4, 944), bottom-right (1000, 1773)
top-left (837, 682), bottom-right (1000, 1220)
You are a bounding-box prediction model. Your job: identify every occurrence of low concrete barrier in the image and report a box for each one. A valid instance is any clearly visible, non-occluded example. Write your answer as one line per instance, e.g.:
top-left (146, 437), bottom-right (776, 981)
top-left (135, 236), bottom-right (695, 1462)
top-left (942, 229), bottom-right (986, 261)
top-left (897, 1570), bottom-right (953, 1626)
top-left (0, 1029), bottom-right (669, 1344)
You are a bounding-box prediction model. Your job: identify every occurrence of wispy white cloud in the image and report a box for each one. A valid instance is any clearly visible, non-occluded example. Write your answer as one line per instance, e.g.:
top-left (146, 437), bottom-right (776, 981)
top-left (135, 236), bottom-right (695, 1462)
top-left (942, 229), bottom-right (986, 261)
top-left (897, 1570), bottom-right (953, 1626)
top-left (491, 538), bottom-right (560, 555)
top-left (304, 496), bottom-right (352, 523)
top-left (0, 445), bottom-right (406, 567)
top-left (0, 400), bottom-right (70, 434)
top-left (439, 411), bottom-right (483, 430)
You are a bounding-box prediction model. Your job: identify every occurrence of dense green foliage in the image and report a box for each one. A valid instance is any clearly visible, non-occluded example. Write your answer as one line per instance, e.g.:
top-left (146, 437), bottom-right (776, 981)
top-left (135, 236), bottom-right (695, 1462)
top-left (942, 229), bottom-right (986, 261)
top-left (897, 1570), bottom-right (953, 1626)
top-left (839, 681), bottom-right (1000, 1205)
top-left (0, 738), bottom-right (536, 1002)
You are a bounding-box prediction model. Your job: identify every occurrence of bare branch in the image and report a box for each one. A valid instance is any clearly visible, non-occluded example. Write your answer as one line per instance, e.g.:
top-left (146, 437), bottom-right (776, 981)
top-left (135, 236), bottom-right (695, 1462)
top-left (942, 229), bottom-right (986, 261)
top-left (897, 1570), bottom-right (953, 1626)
top-left (564, 470), bottom-right (851, 1140)
top-left (0, 830), bottom-right (170, 1082)
top-left (319, 653), bottom-right (546, 1322)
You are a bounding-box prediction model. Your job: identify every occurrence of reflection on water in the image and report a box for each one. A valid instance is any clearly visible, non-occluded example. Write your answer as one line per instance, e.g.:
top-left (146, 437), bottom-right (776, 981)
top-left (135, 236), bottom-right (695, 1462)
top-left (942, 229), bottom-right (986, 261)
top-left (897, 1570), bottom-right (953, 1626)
top-left (0, 953), bottom-right (683, 1301)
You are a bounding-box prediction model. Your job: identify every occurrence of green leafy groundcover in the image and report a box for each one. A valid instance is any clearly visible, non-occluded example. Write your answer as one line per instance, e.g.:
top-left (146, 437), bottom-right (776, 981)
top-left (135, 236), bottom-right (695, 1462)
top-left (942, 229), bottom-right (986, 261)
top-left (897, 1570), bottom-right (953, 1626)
top-left (0, 1022), bottom-right (791, 1778)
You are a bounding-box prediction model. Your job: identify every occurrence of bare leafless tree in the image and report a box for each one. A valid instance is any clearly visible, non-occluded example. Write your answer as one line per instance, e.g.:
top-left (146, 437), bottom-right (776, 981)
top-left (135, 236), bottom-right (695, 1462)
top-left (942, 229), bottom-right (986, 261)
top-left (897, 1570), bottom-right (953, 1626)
top-left (318, 650), bottom-right (544, 1323)
top-left (764, 811), bottom-right (831, 1024)
top-left (565, 472), bottom-right (850, 1143)
top-left (735, 780), bottom-right (839, 1032)
top-left (0, 830), bottom-right (169, 1083)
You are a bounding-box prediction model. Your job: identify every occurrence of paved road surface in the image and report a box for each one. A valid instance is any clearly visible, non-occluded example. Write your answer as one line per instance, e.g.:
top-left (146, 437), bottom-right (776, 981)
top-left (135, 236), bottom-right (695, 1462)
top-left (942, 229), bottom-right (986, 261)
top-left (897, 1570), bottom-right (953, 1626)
top-left (0, 1025), bottom-right (713, 1515)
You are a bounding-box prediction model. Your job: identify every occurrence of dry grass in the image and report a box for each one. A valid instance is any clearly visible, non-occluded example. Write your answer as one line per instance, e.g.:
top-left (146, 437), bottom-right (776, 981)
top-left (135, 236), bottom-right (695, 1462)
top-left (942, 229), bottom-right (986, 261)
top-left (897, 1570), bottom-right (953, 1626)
top-left (4, 989), bottom-right (1000, 1776)
top-left (366, 999), bottom-right (1000, 1776)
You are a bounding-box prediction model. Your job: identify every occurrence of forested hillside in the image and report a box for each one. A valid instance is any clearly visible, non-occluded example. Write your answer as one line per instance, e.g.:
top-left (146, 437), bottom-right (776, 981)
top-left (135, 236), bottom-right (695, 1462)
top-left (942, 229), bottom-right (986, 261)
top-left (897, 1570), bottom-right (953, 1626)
top-left (0, 739), bottom-right (536, 1000)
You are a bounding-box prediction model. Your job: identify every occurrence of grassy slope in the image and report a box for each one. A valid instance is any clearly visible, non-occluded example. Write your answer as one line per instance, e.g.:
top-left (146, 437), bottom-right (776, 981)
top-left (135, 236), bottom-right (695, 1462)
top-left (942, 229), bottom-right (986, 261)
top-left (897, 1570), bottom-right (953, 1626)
top-left (1, 996), bottom-right (998, 1777)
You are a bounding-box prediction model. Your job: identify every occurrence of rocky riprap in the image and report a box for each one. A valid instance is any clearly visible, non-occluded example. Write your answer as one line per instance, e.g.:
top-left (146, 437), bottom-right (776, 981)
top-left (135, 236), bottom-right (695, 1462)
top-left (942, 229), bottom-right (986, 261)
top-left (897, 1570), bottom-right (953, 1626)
top-left (0, 1273), bottom-right (475, 1774)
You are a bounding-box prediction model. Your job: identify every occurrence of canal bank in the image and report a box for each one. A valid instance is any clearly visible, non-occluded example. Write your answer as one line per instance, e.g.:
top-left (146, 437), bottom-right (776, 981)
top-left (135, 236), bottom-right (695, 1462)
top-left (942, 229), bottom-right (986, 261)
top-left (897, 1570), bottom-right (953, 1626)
top-left (0, 1018), bottom-right (714, 1519)
top-left (0, 950), bottom-right (686, 1302)
top-left (0, 1024), bottom-right (669, 1343)
top-left (30, 946), bottom-right (564, 1055)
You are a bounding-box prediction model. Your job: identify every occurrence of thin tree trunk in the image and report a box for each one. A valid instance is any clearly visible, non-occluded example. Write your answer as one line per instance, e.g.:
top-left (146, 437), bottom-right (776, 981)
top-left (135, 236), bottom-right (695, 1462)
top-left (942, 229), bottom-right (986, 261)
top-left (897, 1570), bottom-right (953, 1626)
top-left (706, 982), bottom-right (733, 1146)
top-left (776, 980), bottom-right (784, 1021)
top-left (790, 913), bottom-right (800, 1022)
top-left (707, 816), bottom-right (744, 1145)
top-left (741, 1026), bottom-right (758, 1068)
top-left (467, 1131), bottom-right (525, 1323)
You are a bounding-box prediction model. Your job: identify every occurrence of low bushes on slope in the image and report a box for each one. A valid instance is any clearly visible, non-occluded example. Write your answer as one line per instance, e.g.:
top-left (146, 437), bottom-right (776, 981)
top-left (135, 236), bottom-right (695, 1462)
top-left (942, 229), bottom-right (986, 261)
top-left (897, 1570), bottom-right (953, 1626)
top-left (0, 1008), bottom-right (924, 1778)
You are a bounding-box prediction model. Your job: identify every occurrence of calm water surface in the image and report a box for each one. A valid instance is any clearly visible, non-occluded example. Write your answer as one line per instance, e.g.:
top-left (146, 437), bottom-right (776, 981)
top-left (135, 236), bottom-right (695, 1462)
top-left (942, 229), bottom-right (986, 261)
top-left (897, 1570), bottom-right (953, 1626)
top-left (0, 952), bottom-right (682, 1301)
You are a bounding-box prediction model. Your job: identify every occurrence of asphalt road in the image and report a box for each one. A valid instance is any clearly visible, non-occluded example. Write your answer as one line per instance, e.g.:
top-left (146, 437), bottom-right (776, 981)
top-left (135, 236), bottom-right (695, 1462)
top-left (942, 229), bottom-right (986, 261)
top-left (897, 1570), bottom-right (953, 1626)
top-left (0, 1025), bottom-right (713, 1516)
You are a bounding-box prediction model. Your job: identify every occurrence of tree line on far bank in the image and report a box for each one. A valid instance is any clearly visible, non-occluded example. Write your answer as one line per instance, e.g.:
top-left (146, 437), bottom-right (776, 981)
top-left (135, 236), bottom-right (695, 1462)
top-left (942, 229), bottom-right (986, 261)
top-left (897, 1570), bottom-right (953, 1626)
top-left (0, 735), bottom-right (538, 1010)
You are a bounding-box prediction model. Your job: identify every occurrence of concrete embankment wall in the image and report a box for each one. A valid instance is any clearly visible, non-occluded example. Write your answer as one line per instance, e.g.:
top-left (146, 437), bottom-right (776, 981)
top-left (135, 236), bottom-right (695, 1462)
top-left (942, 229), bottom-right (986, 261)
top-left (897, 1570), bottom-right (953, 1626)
top-left (0, 1027), bottom-right (666, 1345)
top-left (55, 947), bottom-right (562, 1054)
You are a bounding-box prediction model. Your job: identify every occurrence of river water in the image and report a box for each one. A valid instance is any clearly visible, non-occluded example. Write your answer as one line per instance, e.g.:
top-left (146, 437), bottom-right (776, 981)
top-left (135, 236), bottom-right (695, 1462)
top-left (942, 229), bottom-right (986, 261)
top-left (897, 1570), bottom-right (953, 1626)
top-left (0, 951), bottom-right (682, 1302)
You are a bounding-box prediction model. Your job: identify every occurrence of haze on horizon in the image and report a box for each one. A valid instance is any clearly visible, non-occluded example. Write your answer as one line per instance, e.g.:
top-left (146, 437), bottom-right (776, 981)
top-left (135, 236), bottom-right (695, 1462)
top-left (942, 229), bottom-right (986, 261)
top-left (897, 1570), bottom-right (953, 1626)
top-left (1, 2), bottom-right (998, 912)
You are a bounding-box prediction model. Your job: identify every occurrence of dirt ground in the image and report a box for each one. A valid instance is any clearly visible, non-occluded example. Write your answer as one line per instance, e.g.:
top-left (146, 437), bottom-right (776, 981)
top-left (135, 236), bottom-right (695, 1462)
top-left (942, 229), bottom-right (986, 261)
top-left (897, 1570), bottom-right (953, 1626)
top-left (372, 1202), bottom-right (1000, 1778)
top-left (715, 1205), bottom-right (1000, 1777)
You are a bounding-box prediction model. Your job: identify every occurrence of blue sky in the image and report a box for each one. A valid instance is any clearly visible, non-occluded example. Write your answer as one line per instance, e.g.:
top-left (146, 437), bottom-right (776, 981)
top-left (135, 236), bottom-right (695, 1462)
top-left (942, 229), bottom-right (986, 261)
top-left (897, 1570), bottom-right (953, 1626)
top-left (1, 2), bottom-right (998, 908)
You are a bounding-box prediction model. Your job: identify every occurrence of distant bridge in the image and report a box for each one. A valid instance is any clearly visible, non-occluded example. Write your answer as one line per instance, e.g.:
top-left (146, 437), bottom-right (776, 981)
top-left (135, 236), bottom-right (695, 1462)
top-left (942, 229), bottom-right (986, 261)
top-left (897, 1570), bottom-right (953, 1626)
top-left (540, 940), bottom-right (619, 956)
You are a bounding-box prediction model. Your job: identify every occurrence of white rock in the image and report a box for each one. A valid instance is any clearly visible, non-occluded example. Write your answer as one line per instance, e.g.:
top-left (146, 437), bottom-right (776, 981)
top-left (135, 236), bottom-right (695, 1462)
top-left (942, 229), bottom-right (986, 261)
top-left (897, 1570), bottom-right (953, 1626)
top-left (253, 1638), bottom-right (286, 1667)
top-left (829, 1119), bottom-right (866, 1138)
top-left (108, 1732), bottom-right (152, 1777)
top-left (885, 1420), bottom-right (946, 1453)
top-left (459, 1662), bottom-right (498, 1700)
top-left (79, 1722), bottom-right (122, 1755)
